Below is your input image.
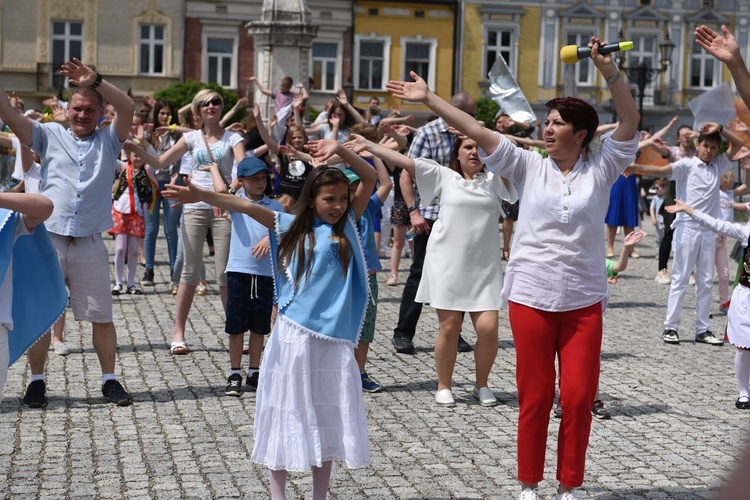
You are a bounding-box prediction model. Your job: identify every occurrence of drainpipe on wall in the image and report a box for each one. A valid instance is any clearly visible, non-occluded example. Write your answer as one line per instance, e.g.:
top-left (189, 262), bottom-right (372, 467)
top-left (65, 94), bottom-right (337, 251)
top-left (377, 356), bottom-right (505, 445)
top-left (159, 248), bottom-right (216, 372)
top-left (452, 0), bottom-right (463, 95)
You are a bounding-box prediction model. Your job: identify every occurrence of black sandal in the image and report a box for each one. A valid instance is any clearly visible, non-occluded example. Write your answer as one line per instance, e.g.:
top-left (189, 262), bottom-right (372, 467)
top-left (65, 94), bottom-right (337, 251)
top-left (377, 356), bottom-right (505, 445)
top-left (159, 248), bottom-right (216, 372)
top-left (111, 284), bottom-right (123, 296)
top-left (127, 286), bottom-right (143, 295)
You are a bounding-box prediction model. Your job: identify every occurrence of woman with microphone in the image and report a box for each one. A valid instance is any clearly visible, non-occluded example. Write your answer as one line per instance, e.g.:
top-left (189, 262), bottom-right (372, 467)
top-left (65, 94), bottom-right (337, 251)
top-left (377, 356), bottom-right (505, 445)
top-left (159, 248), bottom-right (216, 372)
top-left (386, 37), bottom-right (639, 500)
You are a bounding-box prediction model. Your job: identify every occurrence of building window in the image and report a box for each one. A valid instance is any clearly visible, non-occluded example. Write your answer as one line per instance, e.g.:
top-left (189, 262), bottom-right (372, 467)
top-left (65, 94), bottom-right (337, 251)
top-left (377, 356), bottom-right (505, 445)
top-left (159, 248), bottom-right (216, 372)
top-left (484, 27), bottom-right (516, 77)
top-left (401, 38), bottom-right (437, 90)
top-left (207, 37), bottom-right (234, 87)
top-left (312, 42), bottom-right (338, 91)
top-left (357, 40), bottom-right (385, 90)
top-left (690, 39), bottom-right (719, 89)
top-left (565, 31), bottom-right (595, 85)
top-left (52, 21), bottom-right (83, 89)
top-left (139, 24), bottom-right (165, 76)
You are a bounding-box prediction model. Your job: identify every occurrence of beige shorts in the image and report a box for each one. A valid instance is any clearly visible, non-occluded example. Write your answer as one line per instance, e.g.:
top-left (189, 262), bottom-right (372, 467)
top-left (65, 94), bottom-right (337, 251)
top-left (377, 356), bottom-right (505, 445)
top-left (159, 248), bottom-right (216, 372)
top-left (180, 209), bottom-right (231, 287)
top-left (49, 232), bottom-right (113, 323)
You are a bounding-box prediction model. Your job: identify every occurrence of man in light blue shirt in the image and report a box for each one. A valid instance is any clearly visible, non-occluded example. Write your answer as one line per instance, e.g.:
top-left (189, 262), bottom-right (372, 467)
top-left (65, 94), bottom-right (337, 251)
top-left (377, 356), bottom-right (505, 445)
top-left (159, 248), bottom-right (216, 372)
top-left (0, 58), bottom-right (135, 407)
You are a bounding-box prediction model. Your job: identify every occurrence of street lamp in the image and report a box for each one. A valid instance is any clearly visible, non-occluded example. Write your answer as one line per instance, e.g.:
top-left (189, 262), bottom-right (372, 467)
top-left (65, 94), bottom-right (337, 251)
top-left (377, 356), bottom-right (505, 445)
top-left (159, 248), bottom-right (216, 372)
top-left (617, 31), bottom-right (675, 130)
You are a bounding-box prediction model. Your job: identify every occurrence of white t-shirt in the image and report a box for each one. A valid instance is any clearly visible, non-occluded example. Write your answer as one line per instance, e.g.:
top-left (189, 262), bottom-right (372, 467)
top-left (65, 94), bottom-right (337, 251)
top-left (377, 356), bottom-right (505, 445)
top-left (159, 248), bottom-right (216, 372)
top-left (0, 214), bottom-right (32, 329)
top-left (670, 154), bottom-right (732, 226)
top-left (10, 136), bottom-right (24, 181)
top-left (180, 130), bottom-right (243, 210)
top-left (23, 163), bottom-right (42, 195)
top-left (719, 189), bottom-right (735, 223)
top-left (478, 131), bottom-right (639, 312)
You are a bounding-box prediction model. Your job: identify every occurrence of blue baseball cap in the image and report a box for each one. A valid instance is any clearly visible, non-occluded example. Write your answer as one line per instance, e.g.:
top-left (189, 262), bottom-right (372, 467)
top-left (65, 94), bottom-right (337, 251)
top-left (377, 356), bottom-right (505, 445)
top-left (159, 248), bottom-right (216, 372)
top-left (237, 156), bottom-right (268, 177)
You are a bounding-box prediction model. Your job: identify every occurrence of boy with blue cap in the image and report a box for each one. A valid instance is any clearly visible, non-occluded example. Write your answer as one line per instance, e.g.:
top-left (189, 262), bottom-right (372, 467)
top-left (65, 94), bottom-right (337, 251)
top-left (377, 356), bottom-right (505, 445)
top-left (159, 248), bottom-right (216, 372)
top-left (224, 157), bottom-right (284, 396)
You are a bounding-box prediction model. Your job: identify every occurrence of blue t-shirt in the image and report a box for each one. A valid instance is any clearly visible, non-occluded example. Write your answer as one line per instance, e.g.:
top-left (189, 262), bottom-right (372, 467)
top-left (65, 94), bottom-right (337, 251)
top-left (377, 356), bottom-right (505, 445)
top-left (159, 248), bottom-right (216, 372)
top-left (359, 193), bottom-right (384, 272)
top-left (226, 194), bottom-right (284, 276)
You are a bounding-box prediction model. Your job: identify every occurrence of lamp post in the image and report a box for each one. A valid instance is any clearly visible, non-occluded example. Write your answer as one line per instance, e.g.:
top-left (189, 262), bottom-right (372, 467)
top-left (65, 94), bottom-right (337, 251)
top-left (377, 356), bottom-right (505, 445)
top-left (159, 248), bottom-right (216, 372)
top-left (617, 33), bottom-right (675, 130)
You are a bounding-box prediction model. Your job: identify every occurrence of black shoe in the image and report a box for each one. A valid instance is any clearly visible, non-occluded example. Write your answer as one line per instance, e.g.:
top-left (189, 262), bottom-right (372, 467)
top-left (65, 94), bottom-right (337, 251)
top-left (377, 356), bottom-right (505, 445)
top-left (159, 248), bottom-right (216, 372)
top-left (662, 329), bottom-right (680, 344)
top-left (246, 371), bottom-right (259, 392)
top-left (695, 330), bottom-right (724, 346)
top-left (736, 397), bottom-right (750, 410)
top-left (141, 269), bottom-right (154, 286)
top-left (23, 380), bottom-right (47, 408)
top-left (392, 336), bottom-right (415, 355)
top-left (102, 380), bottom-right (132, 406)
top-left (591, 400), bottom-right (612, 420)
top-left (457, 335), bottom-right (473, 353)
top-left (225, 373), bottom-right (242, 397)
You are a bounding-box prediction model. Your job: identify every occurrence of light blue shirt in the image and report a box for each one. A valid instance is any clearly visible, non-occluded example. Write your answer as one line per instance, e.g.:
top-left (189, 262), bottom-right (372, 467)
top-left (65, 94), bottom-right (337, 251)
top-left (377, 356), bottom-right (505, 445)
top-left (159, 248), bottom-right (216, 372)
top-left (270, 210), bottom-right (368, 346)
top-left (31, 121), bottom-right (123, 237)
top-left (226, 194), bottom-right (284, 276)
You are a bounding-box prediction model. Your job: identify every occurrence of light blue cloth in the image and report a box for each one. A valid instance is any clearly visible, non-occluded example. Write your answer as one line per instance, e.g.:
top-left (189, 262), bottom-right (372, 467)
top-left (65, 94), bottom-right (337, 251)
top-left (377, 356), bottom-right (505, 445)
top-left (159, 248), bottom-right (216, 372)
top-left (30, 121), bottom-right (123, 236)
top-left (226, 194), bottom-right (284, 276)
top-left (0, 209), bottom-right (67, 365)
top-left (270, 210), bottom-right (368, 346)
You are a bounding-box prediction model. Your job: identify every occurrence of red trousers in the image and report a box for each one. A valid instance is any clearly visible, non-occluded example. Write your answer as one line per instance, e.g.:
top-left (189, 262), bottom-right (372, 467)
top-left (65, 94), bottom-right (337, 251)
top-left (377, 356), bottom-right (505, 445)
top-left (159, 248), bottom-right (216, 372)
top-left (509, 301), bottom-right (602, 488)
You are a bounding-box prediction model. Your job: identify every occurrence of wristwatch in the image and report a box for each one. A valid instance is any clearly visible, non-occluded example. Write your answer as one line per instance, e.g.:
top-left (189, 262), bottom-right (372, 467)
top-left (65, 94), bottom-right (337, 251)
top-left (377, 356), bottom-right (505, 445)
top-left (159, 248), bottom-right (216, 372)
top-left (407, 204), bottom-right (419, 213)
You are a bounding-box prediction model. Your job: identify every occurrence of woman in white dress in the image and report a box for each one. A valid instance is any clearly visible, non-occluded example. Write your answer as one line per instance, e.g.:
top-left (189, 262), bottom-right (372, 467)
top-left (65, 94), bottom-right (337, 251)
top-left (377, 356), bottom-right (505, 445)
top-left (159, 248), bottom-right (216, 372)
top-left (347, 134), bottom-right (517, 408)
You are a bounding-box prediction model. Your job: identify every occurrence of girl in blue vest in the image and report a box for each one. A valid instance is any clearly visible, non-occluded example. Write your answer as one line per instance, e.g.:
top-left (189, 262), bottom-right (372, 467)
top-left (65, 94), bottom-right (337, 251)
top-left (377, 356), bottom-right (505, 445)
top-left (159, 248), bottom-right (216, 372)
top-left (163, 138), bottom-right (376, 499)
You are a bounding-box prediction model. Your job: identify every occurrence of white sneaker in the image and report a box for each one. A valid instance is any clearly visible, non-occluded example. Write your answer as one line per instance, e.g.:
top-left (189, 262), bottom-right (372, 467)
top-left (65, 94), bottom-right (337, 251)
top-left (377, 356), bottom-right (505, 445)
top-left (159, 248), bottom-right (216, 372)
top-left (655, 269), bottom-right (671, 284)
top-left (556, 491), bottom-right (579, 500)
top-left (518, 487), bottom-right (541, 500)
top-left (52, 342), bottom-right (70, 356)
top-left (473, 386), bottom-right (498, 407)
top-left (435, 388), bottom-right (456, 407)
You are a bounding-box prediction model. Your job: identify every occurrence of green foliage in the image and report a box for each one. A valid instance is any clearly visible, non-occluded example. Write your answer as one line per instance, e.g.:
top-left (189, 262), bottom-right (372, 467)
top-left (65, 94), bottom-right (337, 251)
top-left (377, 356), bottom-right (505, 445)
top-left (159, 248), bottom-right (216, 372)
top-left (476, 98), bottom-right (500, 129)
top-left (308, 105), bottom-right (319, 123)
top-left (153, 80), bottom-right (243, 122)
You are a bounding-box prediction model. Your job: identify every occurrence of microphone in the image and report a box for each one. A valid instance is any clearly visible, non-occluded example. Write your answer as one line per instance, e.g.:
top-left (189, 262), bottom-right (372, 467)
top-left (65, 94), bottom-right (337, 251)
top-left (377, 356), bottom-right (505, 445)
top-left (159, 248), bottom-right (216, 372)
top-left (560, 41), bottom-right (634, 64)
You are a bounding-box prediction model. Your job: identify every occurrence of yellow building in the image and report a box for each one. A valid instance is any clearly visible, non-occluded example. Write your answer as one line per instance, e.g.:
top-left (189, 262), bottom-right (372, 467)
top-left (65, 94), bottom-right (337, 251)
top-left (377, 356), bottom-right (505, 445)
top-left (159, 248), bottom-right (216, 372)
top-left (458, 0), bottom-right (743, 130)
top-left (352, 1), bottom-right (456, 113)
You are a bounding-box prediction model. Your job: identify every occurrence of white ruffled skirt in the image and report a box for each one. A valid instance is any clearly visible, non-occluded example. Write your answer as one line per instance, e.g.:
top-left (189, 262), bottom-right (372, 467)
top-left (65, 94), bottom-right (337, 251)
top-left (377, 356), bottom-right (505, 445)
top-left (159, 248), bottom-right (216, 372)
top-left (728, 285), bottom-right (750, 348)
top-left (251, 315), bottom-right (371, 471)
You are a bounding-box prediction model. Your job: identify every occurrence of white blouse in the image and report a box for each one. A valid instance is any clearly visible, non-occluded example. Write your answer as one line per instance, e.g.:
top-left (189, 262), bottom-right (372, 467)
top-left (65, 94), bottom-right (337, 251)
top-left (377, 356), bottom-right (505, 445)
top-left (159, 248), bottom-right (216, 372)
top-left (478, 131), bottom-right (639, 312)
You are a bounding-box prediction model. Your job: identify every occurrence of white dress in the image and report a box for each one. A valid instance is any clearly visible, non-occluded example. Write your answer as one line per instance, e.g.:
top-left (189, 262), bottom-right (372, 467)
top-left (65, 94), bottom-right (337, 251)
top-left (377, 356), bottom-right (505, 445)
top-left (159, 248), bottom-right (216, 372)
top-left (251, 315), bottom-right (371, 471)
top-left (692, 211), bottom-right (750, 348)
top-left (414, 158), bottom-right (517, 311)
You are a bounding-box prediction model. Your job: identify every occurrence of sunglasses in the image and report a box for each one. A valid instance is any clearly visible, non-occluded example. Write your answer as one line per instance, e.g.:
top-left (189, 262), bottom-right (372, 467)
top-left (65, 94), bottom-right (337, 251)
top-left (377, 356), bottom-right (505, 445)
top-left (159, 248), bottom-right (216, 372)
top-left (199, 98), bottom-right (222, 108)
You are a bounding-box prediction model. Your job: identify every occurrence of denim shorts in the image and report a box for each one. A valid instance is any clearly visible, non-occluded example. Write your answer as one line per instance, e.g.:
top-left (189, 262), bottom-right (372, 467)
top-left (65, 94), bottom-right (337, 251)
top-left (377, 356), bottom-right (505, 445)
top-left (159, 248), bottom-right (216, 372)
top-left (225, 272), bottom-right (274, 335)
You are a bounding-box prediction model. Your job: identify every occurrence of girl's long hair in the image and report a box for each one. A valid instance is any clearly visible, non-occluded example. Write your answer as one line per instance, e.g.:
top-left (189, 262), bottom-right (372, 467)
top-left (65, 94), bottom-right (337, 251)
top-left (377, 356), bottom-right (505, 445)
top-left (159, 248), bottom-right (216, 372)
top-left (277, 167), bottom-right (353, 287)
top-left (327, 100), bottom-right (358, 129)
top-left (151, 101), bottom-right (178, 151)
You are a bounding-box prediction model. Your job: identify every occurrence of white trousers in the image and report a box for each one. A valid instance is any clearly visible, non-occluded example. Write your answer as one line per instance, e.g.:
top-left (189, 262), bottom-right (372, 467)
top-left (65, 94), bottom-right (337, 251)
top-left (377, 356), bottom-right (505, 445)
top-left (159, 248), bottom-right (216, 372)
top-left (665, 223), bottom-right (716, 333)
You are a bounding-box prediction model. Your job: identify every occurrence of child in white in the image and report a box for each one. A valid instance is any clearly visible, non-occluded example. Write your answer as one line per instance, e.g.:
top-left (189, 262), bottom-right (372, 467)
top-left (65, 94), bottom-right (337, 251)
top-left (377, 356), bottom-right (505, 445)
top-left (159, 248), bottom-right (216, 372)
top-left (716, 170), bottom-right (750, 312)
top-left (667, 198), bottom-right (750, 409)
top-left (630, 123), bottom-right (744, 344)
top-left (162, 139), bottom-right (377, 499)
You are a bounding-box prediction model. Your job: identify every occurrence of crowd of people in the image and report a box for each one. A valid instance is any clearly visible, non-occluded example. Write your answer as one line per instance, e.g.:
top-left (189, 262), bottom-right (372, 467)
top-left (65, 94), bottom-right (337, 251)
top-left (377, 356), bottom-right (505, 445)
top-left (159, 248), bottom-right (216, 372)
top-left (3, 25), bottom-right (750, 500)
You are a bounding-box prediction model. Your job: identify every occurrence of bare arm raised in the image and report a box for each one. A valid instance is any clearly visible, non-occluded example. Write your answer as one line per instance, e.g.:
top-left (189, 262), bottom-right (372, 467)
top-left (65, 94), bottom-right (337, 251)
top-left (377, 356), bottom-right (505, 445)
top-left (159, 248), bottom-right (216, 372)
top-left (61, 58), bottom-right (135, 142)
top-left (696, 25), bottom-right (750, 111)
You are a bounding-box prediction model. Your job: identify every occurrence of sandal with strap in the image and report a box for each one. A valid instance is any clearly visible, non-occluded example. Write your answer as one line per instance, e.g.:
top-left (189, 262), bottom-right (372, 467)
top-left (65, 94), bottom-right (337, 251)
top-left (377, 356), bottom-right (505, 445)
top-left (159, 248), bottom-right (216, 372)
top-left (111, 284), bottom-right (123, 296)
top-left (170, 342), bottom-right (189, 355)
top-left (127, 285), bottom-right (143, 295)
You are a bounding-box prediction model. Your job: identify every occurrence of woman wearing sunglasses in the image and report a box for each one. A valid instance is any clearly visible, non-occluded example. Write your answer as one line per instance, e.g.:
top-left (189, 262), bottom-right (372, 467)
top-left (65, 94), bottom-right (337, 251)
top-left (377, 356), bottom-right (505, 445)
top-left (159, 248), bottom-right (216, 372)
top-left (125, 89), bottom-right (245, 354)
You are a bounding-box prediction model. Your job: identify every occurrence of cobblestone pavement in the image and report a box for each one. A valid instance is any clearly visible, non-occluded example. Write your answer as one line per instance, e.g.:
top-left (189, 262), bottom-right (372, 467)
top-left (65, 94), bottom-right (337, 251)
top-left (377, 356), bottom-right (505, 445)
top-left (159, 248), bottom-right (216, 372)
top-left (0, 229), bottom-right (746, 499)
